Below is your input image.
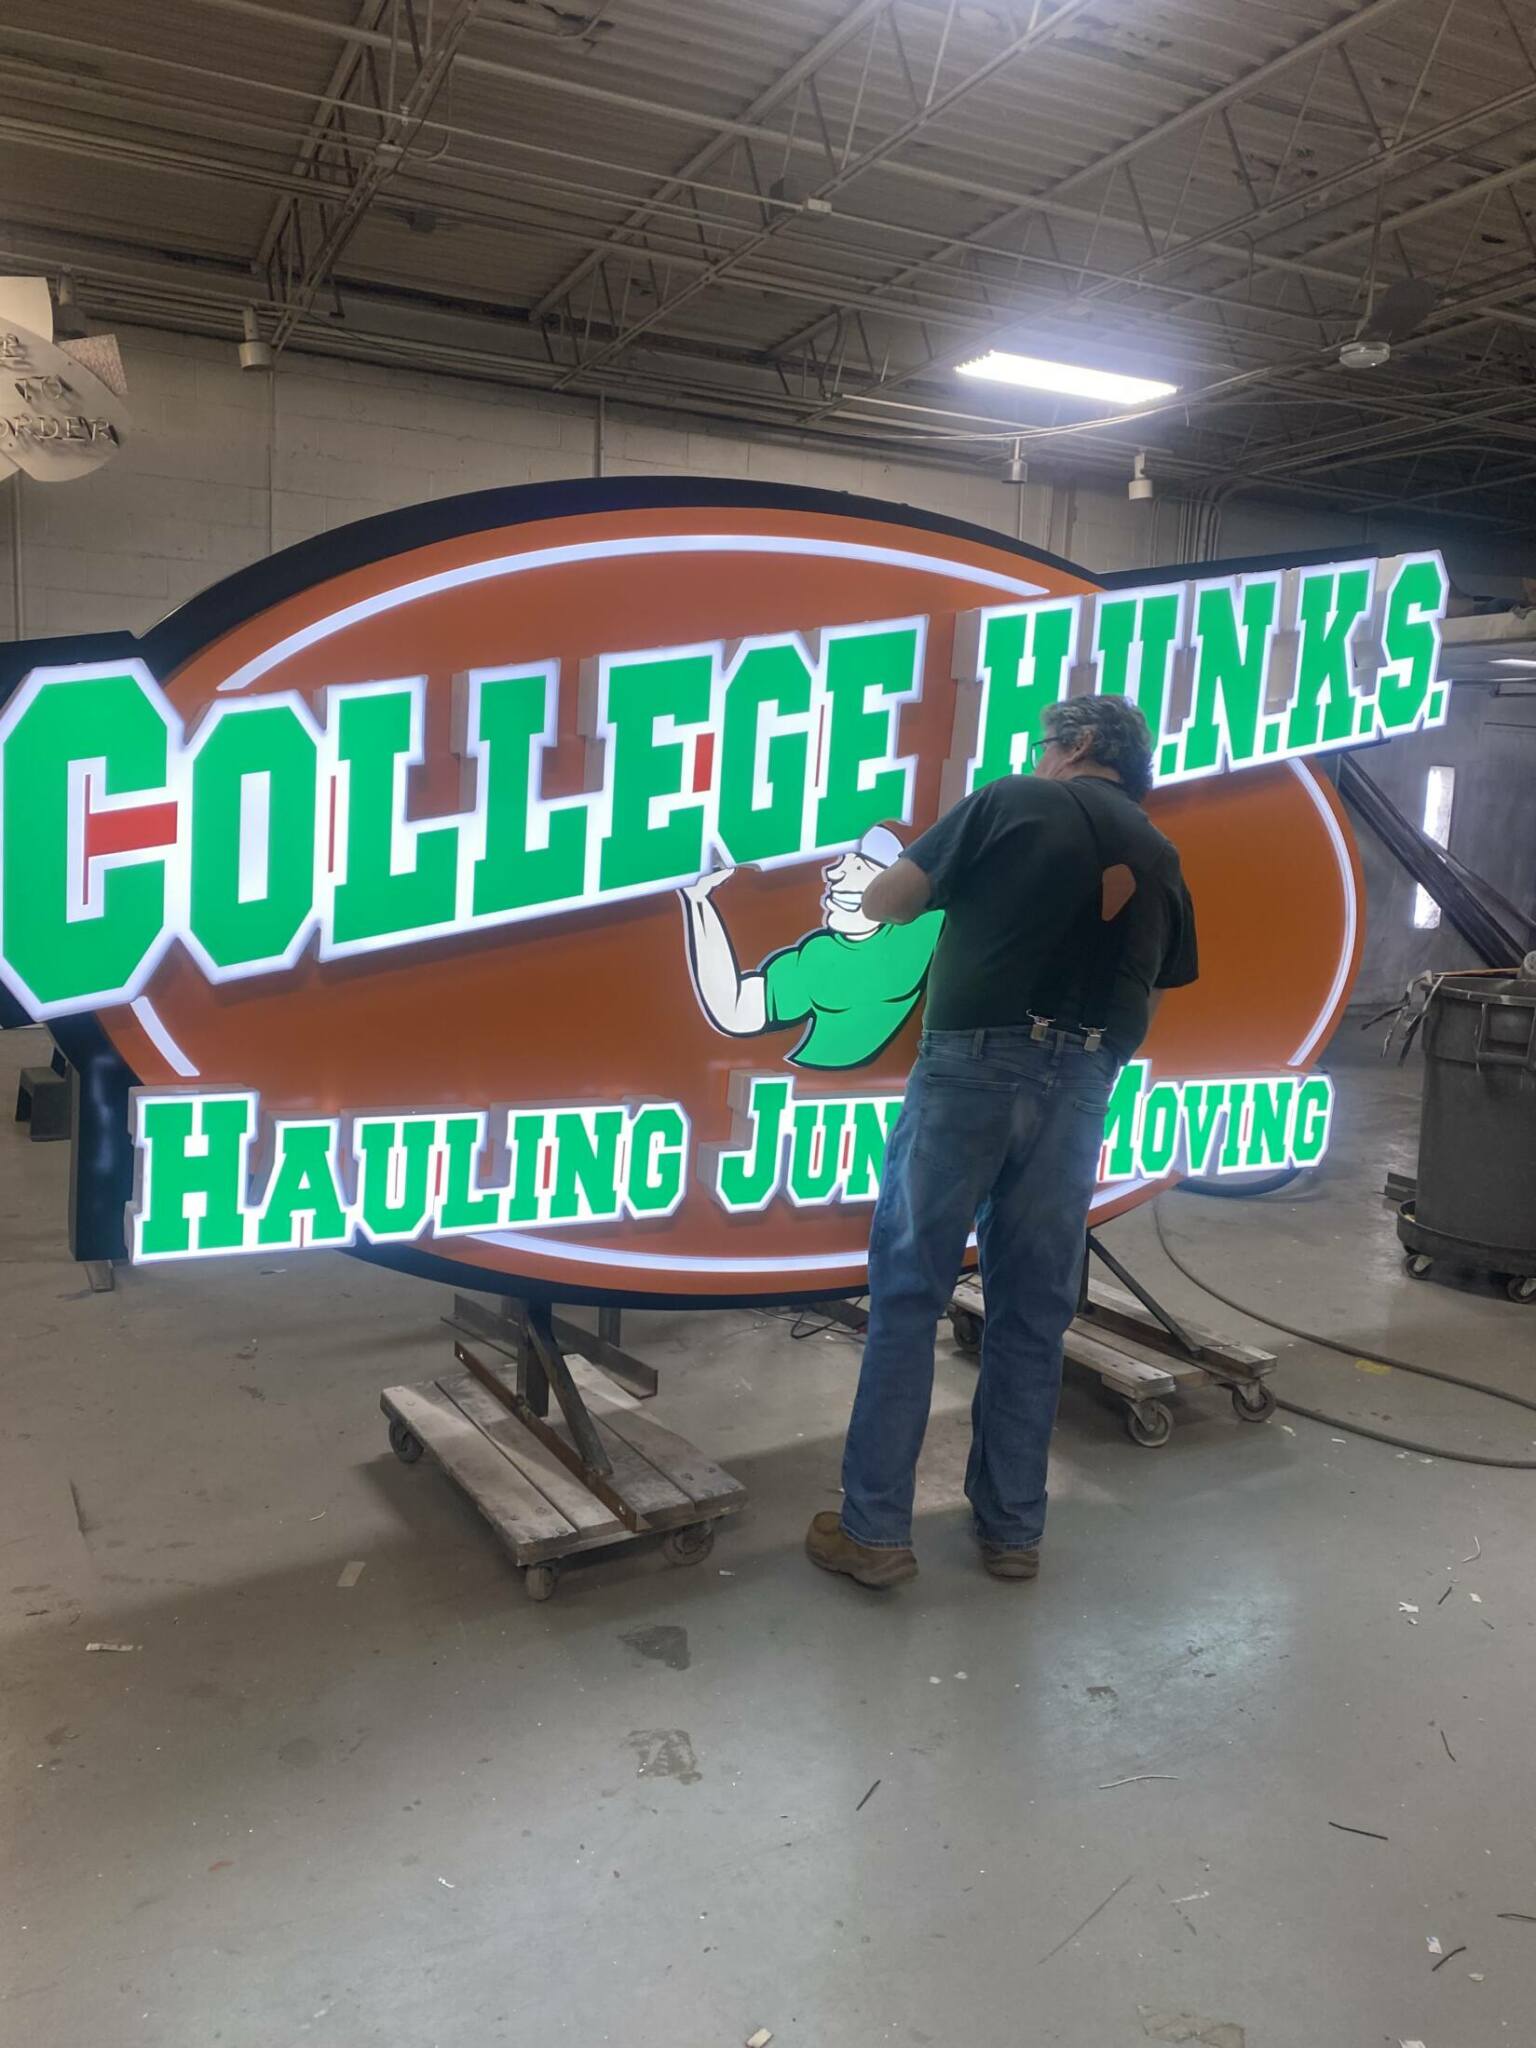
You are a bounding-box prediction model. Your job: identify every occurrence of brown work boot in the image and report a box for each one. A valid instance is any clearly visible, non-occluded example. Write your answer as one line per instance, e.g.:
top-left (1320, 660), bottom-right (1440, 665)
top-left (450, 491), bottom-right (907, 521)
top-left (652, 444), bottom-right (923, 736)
top-left (805, 1511), bottom-right (918, 1589)
top-left (979, 1542), bottom-right (1040, 1582)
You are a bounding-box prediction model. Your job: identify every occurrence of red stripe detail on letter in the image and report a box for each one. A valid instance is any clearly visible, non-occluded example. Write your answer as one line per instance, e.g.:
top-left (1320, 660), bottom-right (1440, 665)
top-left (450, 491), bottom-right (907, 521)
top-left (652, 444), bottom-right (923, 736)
top-left (84, 799), bottom-right (179, 862)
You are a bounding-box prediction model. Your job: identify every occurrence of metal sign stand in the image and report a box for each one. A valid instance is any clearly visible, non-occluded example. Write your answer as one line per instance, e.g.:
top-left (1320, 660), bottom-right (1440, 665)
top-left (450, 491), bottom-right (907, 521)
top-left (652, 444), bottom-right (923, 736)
top-left (380, 1294), bottom-right (745, 1601)
top-left (949, 1231), bottom-right (1277, 1448)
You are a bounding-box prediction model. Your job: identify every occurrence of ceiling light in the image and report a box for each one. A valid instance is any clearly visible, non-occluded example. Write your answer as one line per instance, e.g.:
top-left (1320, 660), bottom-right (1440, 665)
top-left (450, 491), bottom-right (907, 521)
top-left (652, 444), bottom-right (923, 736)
top-left (1340, 338), bottom-right (1391, 370)
top-left (238, 305), bottom-right (273, 373)
top-left (955, 350), bottom-right (1178, 405)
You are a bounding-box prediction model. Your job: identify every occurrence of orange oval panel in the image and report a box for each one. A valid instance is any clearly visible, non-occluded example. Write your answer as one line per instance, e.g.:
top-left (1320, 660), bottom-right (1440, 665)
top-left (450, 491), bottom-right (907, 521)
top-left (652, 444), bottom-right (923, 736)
top-left (93, 483), bottom-right (1360, 1302)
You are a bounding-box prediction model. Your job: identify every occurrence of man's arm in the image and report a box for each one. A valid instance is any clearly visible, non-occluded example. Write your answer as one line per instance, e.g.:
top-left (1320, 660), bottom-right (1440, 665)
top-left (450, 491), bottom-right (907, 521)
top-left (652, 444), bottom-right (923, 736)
top-left (1154, 878), bottom-right (1200, 991)
top-left (679, 866), bottom-right (768, 1034)
top-left (862, 856), bottom-right (934, 927)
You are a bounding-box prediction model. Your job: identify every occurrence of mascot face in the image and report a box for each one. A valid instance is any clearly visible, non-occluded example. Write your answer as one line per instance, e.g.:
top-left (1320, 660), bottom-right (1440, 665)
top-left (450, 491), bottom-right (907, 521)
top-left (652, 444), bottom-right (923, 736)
top-left (821, 851), bottom-right (885, 938)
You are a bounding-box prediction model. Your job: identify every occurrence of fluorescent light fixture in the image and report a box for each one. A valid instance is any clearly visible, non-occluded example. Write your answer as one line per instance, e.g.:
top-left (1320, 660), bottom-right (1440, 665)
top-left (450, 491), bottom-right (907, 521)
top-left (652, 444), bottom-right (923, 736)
top-left (955, 350), bottom-right (1178, 404)
top-left (1413, 765), bottom-right (1455, 930)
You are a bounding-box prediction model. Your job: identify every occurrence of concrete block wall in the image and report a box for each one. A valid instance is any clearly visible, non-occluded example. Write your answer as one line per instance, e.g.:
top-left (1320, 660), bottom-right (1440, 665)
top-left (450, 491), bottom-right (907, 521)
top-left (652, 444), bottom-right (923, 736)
top-left (0, 324), bottom-right (1369, 643)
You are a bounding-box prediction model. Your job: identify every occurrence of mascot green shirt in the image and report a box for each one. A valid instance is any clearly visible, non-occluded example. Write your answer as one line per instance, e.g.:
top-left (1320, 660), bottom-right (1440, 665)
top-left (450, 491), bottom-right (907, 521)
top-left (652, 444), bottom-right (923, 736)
top-left (763, 912), bottom-right (944, 1068)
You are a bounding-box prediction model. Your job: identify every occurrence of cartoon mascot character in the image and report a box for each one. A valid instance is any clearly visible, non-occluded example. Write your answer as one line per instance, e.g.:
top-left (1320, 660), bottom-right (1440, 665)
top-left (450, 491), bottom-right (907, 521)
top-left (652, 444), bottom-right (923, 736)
top-left (679, 825), bottom-right (943, 1071)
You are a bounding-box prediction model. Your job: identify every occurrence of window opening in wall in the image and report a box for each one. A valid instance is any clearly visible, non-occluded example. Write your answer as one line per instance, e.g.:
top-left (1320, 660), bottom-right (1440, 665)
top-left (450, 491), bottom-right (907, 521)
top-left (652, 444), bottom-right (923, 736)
top-left (1412, 766), bottom-right (1456, 929)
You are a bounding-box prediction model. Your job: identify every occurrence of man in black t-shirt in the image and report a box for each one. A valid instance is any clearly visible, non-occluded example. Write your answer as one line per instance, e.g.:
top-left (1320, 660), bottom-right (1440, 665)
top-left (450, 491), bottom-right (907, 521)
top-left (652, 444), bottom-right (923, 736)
top-left (807, 695), bottom-right (1198, 1589)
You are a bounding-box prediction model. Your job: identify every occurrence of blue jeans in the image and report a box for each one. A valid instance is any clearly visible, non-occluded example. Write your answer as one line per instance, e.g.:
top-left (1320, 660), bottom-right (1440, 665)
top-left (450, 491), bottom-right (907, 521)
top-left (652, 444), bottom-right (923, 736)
top-left (840, 1027), bottom-right (1114, 1552)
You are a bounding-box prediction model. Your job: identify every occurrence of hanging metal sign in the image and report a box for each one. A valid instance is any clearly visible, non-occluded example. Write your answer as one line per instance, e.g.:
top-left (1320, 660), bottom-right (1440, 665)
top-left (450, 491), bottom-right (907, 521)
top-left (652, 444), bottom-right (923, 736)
top-left (0, 481), bottom-right (1446, 1302)
top-left (0, 277), bottom-right (130, 484)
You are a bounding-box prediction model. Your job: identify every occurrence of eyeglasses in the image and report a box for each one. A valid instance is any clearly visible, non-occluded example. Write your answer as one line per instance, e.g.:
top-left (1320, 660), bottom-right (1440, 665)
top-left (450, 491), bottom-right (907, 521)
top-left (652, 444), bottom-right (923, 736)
top-left (1028, 737), bottom-right (1054, 769)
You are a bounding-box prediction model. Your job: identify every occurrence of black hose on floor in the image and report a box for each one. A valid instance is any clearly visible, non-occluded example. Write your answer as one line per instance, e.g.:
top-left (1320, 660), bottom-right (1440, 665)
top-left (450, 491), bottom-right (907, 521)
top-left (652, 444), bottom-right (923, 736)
top-left (1152, 1198), bottom-right (1536, 1470)
top-left (1176, 1167), bottom-right (1304, 1199)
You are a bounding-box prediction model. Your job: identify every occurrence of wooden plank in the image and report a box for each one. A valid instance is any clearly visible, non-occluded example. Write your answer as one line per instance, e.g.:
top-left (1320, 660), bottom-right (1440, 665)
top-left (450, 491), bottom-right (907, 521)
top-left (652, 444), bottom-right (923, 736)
top-left (468, 1351), bottom-right (696, 1531)
top-left (1084, 1279), bottom-right (1275, 1371)
top-left (1064, 1327), bottom-right (1178, 1398)
top-left (551, 1413), bottom-right (699, 1528)
top-left (566, 1352), bottom-right (641, 1410)
top-left (381, 1384), bottom-right (577, 1564)
top-left (960, 1270), bottom-right (1272, 1377)
top-left (552, 1316), bottom-right (659, 1400)
top-left (568, 1359), bottom-right (746, 1513)
top-left (467, 1352), bottom-right (701, 1527)
top-left (436, 1371), bottom-right (623, 1542)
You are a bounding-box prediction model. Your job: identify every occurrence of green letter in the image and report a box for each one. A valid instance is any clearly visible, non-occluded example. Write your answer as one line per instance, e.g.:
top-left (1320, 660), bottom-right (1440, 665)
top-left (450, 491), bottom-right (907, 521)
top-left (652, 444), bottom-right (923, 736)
top-left (715, 1078), bottom-right (790, 1212)
top-left (1181, 576), bottom-right (1280, 775)
top-left (717, 641), bottom-right (813, 864)
top-left (598, 651), bottom-right (712, 893)
top-left (1095, 590), bottom-right (1181, 759)
top-left (134, 1094), bottom-right (251, 1258)
top-left (503, 1111), bottom-right (547, 1225)
top-left (470, 671), bottom-right (588, 918)
top-left (1138, 1082), bottom-right (1180, 1176)
top-left (1243, 1079), bottom-right (1295, 1167)
top-left (845, 1098), bottom-right (901, 1200)
top-left (1180, 1082), bottom-right (1227, 1176)
top-left (787, 1100), bottom-right (847, 1205)
top-left (189, 701), bottom-right (317, 974)
top-left (1099, 1061), bottom-right (1146, 1180)
top-left (969, 602), bottom-right (1075, 791)
top-left (1285, 565), bottom-right (1371, 754)
top-left (437, 1115), bottom-right (504, 1232)
top-left (256, 1121), bottom-right (350, 1249)
top-left (627, 1104), bottom-right (688, 1217)
top-left (1, 668), bottom-right (171, 1013)
top-left (331, 685), bottom-right (460, 947)
top-left (1219, 1082), bottom-right (1252, 1170)
top-left (1292, 1076), bottom-right (1333, 1164)
top-left (355, 1115), bottom-right (438, 1242)
top-left (815, 623), bottom-right (921, 842)
top-left (549, 1108), bottom-right (625, 1223)
top-left (1376, 555), bottom-right (1449, 734)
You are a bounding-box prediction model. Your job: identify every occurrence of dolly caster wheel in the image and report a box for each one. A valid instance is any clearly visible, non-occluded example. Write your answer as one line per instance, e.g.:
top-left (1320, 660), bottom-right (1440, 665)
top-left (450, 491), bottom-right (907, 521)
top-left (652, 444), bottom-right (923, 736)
top-left (388, 1418), bottom-right (424, 1464)
top-left (1506, 1274), bottom-right (1536, 1305)
top-left (950, 1308), bottom-right (983, 1353)
top-left (1404, 1252), bottom-right (1434, 1281)
top-left (1124, 1399), bottom-right (1173, 1448)
top-left (1231, 1380), bottom-right (1277, 1423)
top-left (524, 1563), bottom-right (559, 1602)
top-left (662, 1522), bottom-right (715, 1566)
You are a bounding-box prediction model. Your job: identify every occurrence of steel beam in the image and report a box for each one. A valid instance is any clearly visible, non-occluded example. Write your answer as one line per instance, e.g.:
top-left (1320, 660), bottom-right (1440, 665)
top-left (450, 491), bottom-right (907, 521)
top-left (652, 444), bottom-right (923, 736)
top-left (546, 0), bottom-right (1102, 386)
top-left (769, 0), bottom-right (1418, 365)
top-left (267, 0), bottom-right (486, 352)
top-left (255, 0), bottom-right (391, 278)
top-left (527, 0), bottom-right (893, 325)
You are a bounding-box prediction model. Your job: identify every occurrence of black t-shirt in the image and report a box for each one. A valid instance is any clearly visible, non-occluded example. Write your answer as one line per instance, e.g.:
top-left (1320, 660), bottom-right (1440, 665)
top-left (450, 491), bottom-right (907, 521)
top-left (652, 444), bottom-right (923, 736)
top-left (905, 773), bottom-right (1198, 1061)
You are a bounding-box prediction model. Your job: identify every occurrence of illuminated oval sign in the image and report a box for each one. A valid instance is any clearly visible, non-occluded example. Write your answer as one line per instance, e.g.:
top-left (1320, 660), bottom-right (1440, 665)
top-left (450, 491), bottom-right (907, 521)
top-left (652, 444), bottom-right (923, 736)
top-left (0, 482), bottom-right (1449, 1303)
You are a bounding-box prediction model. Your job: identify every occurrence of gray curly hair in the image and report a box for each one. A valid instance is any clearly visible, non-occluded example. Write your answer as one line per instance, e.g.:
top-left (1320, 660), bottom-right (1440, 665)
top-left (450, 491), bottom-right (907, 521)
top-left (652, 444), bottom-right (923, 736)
top-left (1043, 695), bottom-right (1155, 800)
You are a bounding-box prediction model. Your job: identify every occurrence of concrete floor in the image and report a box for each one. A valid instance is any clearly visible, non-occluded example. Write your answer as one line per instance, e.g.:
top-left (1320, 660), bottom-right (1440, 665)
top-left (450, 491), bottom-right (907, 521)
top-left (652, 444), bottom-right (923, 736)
top-left (2, 1025), bottom-right (1533, 2048)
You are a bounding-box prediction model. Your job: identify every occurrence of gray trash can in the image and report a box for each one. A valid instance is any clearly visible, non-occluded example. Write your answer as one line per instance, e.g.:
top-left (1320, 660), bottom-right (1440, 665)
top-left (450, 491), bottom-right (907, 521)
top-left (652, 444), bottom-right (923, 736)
top-left (1397, 970), bottom-right (1536, 1304)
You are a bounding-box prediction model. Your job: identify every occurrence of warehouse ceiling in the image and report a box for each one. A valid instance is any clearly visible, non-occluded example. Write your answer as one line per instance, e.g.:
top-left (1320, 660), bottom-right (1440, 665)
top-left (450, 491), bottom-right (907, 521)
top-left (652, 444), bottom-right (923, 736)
top-left (4, 0), bottom-right (1536, 533)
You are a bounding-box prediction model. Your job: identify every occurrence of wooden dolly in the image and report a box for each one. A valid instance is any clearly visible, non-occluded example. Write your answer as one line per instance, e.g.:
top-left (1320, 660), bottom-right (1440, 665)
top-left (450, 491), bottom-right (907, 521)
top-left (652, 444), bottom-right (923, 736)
top-left (381, 1298), bottom-right (745, 1601)
top-left (948, 1238), bottom-right (1276, 1449)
